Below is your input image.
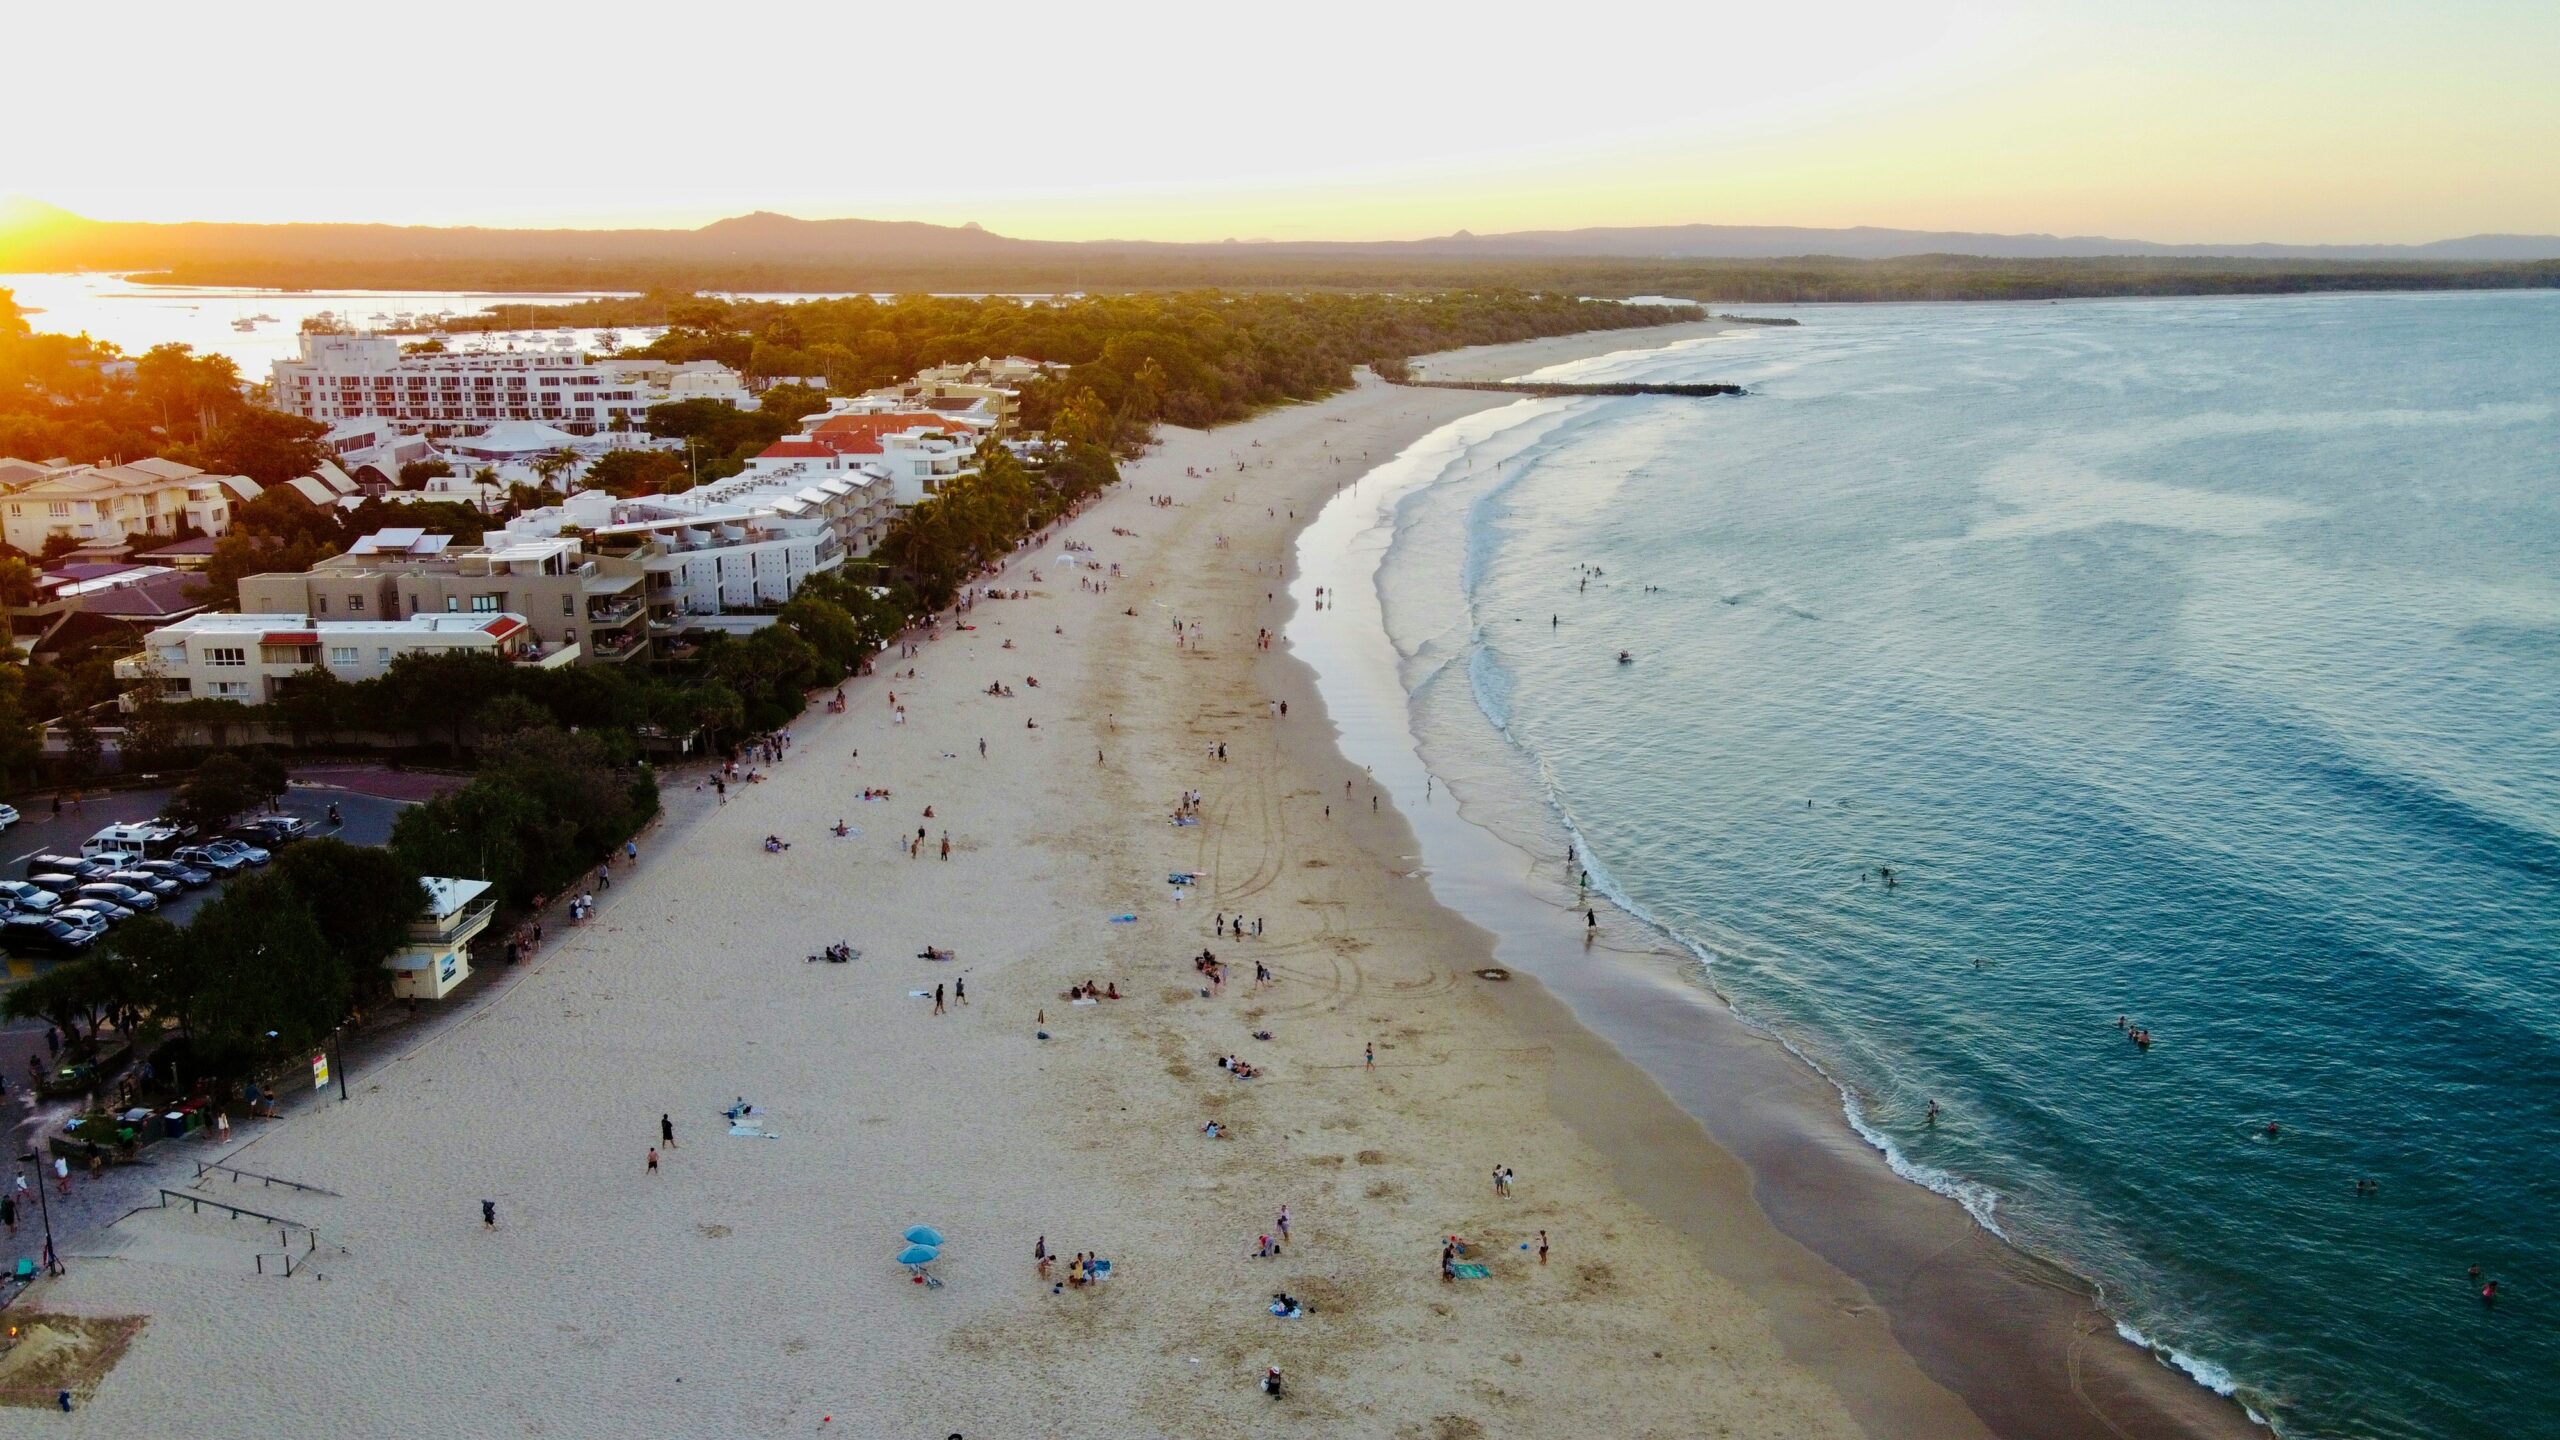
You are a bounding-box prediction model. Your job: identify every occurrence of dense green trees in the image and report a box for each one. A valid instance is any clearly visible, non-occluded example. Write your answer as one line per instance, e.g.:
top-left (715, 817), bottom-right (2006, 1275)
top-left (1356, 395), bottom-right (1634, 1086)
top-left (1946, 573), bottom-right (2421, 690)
top-left (2, 838), bottom-right (428, 1078)
top-left (166, 751), bottom-right (286, 834)
top-left (388, 706), bottom-right (657, 907)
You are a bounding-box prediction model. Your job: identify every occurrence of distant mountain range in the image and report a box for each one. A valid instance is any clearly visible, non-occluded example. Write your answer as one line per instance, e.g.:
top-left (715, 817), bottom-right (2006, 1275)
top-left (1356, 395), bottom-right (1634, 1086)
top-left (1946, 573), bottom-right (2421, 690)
top-left (4, 200), bottom-right (2553, 272)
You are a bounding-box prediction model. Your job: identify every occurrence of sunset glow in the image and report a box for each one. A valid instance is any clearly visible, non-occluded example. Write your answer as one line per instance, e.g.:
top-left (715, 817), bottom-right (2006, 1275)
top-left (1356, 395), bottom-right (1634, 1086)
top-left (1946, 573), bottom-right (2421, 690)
top-left (7, 0), bottom-right (2553, 243)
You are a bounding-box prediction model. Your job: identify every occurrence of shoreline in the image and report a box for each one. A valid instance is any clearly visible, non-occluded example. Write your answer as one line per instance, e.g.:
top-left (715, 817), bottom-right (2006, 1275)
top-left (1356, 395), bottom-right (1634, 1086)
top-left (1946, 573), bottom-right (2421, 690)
top-left (20, 317), bottom-right (2216, 1437)
top-left (1284, 358), bottom-right (2266, 1437)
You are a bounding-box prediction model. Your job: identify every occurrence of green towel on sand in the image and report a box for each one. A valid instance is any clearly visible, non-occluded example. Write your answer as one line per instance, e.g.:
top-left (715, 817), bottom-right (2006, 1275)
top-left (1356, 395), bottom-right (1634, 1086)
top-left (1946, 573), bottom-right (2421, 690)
top-left (1452, 1263), bottom-right (1491, 1279)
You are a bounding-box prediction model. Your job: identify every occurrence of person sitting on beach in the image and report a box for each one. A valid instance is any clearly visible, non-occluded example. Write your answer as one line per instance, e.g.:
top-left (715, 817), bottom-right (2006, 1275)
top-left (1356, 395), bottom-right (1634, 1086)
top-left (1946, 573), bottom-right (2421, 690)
top-left (1203, 1120), bottom-right (1221, 1138)
top-left (832, 820), bottom-right (850, 837)
top-left (919, 946), bottom-right (955, 961)
top-left (1105, 982), bottom-right (1120, 1000)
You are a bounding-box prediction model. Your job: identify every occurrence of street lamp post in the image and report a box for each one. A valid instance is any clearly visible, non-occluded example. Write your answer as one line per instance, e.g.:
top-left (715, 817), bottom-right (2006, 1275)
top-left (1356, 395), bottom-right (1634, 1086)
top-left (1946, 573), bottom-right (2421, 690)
top-left (18, 1151), bottom-right (59, 1276)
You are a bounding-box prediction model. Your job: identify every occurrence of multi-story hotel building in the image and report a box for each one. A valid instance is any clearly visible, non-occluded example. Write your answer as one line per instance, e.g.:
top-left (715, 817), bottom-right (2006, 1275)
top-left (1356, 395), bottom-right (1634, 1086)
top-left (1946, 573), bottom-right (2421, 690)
top-left (237, 529), bottom-right (651, 666)
top-left (268, 334), bottom-right (752, 436)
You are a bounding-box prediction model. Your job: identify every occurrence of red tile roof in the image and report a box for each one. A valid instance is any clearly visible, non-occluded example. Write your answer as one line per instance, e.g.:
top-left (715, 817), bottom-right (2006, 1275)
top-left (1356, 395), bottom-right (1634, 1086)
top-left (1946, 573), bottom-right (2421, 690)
top-left (755, 440), bottom-right (835, 460)
top-left (481, 616), bottom-right (527, 642)
top-left (261, 631), bottom-right (319, 646)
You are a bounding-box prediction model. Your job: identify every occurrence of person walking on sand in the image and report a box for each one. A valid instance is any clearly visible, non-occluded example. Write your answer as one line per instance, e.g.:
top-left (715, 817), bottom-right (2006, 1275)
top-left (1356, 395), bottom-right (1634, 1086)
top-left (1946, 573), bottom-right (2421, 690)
top-left (940, 832), bottom-right (951, 862)
top-left (661, 1113), bottom-right (676, 1148)
top-left (647, 1147), bottom-right (660, 1175)
top-left (955, 976), bottom-right (967, 1007)
top-left (482, 1199), bottom-right (497, 1229)
top-left (1365, 1042), bottom-right (1375, 1071)
top-left (1539, 1229), bottom-right (1549, 1265)
top-left (934, 983), bottom-right (946, 1016)
top-left (1277, 1206), bottom-right (1290, 1244)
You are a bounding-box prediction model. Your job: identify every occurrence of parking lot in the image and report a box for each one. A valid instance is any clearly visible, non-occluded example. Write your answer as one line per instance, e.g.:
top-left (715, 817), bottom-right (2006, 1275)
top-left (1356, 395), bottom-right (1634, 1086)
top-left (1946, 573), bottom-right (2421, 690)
top-left (3, 773), bottom-right (432, 933)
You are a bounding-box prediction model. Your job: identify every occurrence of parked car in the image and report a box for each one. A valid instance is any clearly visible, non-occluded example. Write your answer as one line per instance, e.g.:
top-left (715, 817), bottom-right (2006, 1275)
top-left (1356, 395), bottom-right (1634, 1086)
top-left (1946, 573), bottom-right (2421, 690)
top-left (173, 844), bottom-right (251, 875)
top-left (204, 838), bottom-right (270, 868)
top-left (0, 803), bottom-right (19, 830)
top-left (234, 817), bottom-right (309, 848)
top-left (55, 896), bottom-right (129, 924)
top-left (3, 913), bottom-right (94, 956)
top-left (47, 906), bottom-right (112, 939)
top-left (132, 859), bottom-right (214, 889)
top-left (73, 882), bottom-right (157, 912)
top-left (103, 869), bottom-right (183, 900)
top-left (0, 881), bottom-right (61, 913)
top-left (27, 854), bottom-right (112, 882)
top-left (27, 872), bottom-right (86, 896)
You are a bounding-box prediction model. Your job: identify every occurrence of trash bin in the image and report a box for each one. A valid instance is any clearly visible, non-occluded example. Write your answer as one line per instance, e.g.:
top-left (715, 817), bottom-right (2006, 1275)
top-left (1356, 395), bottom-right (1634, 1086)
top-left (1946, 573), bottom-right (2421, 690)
top-left (164, 1112), bottom-right (189, 1140)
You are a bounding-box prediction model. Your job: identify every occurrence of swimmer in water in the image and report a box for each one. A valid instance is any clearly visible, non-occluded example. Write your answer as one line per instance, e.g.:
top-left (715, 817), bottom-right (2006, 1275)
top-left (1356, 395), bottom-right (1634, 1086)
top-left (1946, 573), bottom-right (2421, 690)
top-left (1925, 1099), bottom-right (1939, 1125)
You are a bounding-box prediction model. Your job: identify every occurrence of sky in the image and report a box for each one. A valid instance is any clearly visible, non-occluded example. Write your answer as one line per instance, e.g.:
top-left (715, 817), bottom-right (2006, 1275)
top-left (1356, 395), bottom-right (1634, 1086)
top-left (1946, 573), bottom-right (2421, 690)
top-left (6, 0), bottom-right (2555, 243)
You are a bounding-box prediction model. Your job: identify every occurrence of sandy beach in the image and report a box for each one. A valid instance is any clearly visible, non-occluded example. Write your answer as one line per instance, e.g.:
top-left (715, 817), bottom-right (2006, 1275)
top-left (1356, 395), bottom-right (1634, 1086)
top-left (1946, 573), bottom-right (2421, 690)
top-left (23, 320), bottom-right (2113, 1438)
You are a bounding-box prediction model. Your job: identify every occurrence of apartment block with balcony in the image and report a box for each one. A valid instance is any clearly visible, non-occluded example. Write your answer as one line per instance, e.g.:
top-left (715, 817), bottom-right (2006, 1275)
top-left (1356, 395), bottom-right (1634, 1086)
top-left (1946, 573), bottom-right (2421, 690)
top-left (493, 490), bottom-right (842, 634)
top-left (113, 611), bottom-right (565, 705)
top-left (0, 457), bottom-right (259, 554)
top-left (269, 334), bottom-right (751, 437)
top-left (237, 528), bottom-right (651, 667)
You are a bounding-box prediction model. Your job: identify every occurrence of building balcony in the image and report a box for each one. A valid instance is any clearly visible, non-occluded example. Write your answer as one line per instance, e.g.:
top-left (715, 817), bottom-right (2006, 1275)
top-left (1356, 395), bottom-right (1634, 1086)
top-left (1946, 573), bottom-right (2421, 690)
top-left (589, 630), bottom-right (646, 661)
top-left (588, 597), bottom-right (644, 625)
top-left (405, 890), bottom-right (497, 948)
top-left (511, 641), bottom-right (582, 669)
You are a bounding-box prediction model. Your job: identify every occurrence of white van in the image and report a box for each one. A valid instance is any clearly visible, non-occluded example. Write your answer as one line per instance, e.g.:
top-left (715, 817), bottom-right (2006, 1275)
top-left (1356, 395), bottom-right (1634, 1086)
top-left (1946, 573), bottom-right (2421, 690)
top-left (83, 822), bottom-right (181, 866)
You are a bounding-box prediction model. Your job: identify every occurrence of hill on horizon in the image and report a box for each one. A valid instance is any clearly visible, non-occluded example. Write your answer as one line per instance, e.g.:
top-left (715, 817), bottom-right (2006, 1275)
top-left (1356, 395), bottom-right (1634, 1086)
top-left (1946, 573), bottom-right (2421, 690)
top-left (6, 203), bottom-right (2555, 275)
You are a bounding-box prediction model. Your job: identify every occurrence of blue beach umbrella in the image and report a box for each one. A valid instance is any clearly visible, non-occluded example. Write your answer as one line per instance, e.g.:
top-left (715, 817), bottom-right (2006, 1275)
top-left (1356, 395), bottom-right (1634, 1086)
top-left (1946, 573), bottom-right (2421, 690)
top-left (896, 1244), bottom-right (941, 1265)
top-left (904, 1226), bottom-right (945, 1247)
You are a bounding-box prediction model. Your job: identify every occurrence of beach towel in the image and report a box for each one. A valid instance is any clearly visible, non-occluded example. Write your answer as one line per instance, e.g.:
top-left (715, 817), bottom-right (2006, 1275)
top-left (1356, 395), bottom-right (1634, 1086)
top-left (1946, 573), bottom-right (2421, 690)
top-left (729, 1121), bottom-right (781, 1139)
top-left (1071, 997), bottom-right (1098, 1006)
top-left (1451, 1263), bottom-right (1491, 1280)
top-left (1108, 914), bottom-right (1138, 924)
top-left (1269, 1302), bottom-right (1304, 1319)
top-left (1170, 816), bottom-right (1200, 827)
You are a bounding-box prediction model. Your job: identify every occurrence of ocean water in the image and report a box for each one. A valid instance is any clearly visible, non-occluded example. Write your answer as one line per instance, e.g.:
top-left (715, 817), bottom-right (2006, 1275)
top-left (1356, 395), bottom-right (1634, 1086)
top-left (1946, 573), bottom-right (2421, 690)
top-left (1365, 294), bottom-right (2560, 1440)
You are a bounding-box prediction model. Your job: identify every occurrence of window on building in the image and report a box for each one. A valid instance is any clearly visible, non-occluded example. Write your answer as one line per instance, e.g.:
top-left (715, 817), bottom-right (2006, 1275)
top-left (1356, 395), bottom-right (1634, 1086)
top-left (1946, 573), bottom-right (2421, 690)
top-left (348, 594), bottom-right (365, 612)
top-left (205, 646), bottom-right (246, 667)
top-left (471, 595), bottom-right (500, 613)
top-left (377, 647), bottom-right (392, 665)
top-left (314, 596), bottom-right (328, 615)
top-left (445, 597), bottom-right (459, 612)
top-left (47, 502), bottom-right (69, 517)
top-left (209, 681), bottom-right (250, 698)
top-left (329, 646), bottom-right (359, 666)
top-left (562, 595), bottom-right (575, 615)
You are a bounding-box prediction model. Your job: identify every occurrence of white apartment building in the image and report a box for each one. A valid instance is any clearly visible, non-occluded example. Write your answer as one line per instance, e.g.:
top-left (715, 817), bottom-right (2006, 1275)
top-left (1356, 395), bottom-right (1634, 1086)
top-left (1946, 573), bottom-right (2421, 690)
top-left (269, 334), bottom-right (752, 436)
top-left (0, 458), bottom-right (259, 554)
top-left (495, 489), bottom-right (845, 627)
top-left (114, 610), bottom-right (569, 705)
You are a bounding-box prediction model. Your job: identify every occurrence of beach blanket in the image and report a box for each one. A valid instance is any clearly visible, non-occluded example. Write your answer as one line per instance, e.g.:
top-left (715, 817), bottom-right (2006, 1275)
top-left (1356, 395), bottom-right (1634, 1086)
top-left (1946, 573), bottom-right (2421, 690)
top-left (729, 1121), bottom-right (781, 1139)
top-left (1071, 997), bottom-right (1098, 1006)
top-left (1451, 1263), bottom-right (1491, 1280)
top-left (1170, 816), bottom-right (1200, 827)
top-left (1269, 1302), bottom-right (1304, 1319)
top-left (1108, 914), bottom-right (1139, 924)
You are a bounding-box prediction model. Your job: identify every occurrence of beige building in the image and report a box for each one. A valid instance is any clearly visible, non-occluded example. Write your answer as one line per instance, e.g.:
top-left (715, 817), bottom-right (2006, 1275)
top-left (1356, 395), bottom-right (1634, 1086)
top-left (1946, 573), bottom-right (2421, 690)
top-left (0, 457), bottom-right (259, 554)
top-left (113, 610), bottom-right (565, 704)
top-left (238, 529), bottom-right (650, 666)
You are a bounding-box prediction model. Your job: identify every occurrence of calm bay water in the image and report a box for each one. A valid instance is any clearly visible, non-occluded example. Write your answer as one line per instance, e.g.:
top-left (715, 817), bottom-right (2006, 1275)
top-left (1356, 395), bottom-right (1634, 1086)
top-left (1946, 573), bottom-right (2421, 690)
top-left (1372, 294), bottom-right (2560, 1440)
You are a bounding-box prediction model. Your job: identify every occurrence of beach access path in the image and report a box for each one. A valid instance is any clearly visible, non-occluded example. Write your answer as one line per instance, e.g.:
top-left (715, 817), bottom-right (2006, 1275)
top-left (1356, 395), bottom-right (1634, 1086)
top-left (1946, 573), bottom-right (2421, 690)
top-left (26, 322), bottom-right (1993, 1439)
